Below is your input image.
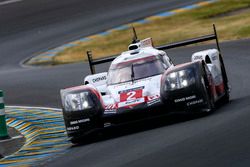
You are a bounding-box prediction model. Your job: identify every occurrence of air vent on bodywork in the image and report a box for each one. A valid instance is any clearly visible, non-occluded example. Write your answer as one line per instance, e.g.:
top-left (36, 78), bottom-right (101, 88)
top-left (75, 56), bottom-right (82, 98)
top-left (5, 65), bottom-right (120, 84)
top-left (128, 43), bottom-right (140, 50)
top-left (129, 45), bottom-right (138, 50)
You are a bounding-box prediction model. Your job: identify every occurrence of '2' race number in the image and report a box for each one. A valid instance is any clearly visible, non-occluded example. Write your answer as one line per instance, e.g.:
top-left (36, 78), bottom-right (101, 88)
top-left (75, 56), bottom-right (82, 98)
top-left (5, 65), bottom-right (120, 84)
top-left (120, 89), bottom-right (142, 102)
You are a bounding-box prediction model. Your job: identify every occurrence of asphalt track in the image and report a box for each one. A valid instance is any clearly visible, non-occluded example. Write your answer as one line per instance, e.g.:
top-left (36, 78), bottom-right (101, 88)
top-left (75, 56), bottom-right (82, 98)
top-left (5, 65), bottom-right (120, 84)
top-left (0, 0), bottom-right (206, 107)
top-left (1, 0), bottom-right (250, 167)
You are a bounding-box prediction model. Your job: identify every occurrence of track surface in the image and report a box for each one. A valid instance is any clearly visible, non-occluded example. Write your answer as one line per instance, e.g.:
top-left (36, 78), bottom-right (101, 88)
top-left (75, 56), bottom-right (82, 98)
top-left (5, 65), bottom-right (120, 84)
top-left (1, 0), bottom-right (250, 167)
top-left (0, 0), bottom-right (205, 107)
top-left (47, 39), bottom-right (250, 167)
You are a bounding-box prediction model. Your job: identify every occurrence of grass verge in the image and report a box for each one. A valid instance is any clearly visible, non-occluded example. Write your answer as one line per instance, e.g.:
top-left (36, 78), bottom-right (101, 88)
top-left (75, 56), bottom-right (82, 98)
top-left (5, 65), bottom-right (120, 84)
top-left (42, 0), bottom-right (250, 65)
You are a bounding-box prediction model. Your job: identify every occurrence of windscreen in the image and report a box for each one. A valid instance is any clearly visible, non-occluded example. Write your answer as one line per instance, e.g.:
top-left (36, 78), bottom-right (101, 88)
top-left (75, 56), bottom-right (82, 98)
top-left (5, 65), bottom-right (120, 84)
top-left (107, 57), bottom-right (166, 85)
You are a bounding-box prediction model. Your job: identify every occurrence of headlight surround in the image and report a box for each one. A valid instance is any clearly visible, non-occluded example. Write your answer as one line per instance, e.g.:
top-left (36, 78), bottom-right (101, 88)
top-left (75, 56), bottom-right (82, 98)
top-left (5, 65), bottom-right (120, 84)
top-left (164, 69), bottom-right (195, 91)
top-left (61, 91), bottom-right (94, 112)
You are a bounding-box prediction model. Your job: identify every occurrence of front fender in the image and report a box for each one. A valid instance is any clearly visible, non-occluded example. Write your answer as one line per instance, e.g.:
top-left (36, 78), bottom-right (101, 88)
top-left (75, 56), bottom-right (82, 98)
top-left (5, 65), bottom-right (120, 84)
top-left (160, 61), bottom-right (208, 110)
top-left (60, 85), bottom-right (104, 138)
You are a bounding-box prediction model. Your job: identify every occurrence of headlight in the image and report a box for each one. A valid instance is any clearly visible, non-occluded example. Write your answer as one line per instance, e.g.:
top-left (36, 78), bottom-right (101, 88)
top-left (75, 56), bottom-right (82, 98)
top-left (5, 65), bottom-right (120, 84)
top-left (164, 69), bottom-right (195, 91)
top-left (62, 92), bottom-right (93, 111)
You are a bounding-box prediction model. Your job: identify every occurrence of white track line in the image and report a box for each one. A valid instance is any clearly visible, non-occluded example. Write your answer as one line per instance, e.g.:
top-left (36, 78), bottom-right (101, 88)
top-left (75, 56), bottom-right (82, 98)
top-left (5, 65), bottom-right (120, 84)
top-left (0, 0), bottom-right (22, 6)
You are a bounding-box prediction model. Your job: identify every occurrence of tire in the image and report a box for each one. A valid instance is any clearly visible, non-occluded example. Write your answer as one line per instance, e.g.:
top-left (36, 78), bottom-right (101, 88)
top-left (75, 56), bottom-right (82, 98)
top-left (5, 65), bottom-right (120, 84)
top-left (200, 65), bottom-right (215, 113)
top-left (70, 132), bottom-right (96, 145)
top-left (219, 53), bottom-right (230, 104)
top-left (70, 137), bottom-right (82, 145)
top-left (221, 83), bottom-right (230, 104)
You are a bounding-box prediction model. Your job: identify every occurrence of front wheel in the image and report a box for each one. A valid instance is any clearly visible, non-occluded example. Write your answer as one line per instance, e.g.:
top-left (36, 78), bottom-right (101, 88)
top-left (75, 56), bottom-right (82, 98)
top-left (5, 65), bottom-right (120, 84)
top-left (70, 136), bottom-right (82, 145)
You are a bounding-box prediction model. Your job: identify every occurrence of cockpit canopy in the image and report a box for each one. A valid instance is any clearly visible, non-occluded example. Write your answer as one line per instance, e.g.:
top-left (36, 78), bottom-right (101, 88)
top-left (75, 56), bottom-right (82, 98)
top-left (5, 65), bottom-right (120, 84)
top-left (107, 56), bottom-right (167, 85)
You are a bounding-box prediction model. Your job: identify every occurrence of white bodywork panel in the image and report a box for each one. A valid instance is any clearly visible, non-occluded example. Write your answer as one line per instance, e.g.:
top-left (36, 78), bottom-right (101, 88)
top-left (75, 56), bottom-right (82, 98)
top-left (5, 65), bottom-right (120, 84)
top-left (192, 49), bottom-right (223, 85)
top-left (83, 38), bottom-right (170, 113)
top-left (83, 42), bottom-right (223, 113)
top-left (84, 72), bottom-right (107, 94)
top-left (105, 74), bottom-right (162, 106)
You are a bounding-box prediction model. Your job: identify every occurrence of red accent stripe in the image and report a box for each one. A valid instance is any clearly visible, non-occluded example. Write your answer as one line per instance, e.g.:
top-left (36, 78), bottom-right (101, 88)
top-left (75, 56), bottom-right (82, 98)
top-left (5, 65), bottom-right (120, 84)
top-left (215, 82), bottom-right (225, 94)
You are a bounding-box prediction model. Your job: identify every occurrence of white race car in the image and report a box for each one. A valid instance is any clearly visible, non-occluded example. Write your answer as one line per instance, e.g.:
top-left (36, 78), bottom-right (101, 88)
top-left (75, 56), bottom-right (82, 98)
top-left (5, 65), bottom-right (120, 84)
top-left (60, 25), bottom-right (230, 143)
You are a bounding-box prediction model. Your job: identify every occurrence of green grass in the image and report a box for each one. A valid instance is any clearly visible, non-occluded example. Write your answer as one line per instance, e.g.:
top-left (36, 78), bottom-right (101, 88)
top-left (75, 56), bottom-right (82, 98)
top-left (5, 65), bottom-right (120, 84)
top-left (29, 0), bottom-right (250, 65)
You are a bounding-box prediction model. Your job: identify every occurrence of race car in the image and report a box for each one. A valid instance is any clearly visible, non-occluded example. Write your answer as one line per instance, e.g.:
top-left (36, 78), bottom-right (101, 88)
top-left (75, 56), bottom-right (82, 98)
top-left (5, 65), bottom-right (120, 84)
top-left (60, 25), bottom-right (230, 143)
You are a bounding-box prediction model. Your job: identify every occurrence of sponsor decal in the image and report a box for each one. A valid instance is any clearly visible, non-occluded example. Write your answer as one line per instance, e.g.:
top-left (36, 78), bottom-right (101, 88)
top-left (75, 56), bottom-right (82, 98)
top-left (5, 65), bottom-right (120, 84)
top-left (147, 99), bottom-right (161, 106)
top-left (118, 86), bottom-right (144, 94)
top-left (118, 98), bottom-right (145, 108)
top-left (104, 104), bottom-right (116, 114)
top-left (104, 122), bottom-right (112, 127)
top-left (147, 95), bottom-right (161, 106)
top-left (187, 99), bottom-right (203, 106)
top-left (105, 104), bottom-right (116, 110)
top-left (119, 87), bottom-right (144, 102)
top-left (174, 95), bottom-right (196, 103)
top-left (70, 118), bottom-right (90, 125)
top-left (141, 38), bottom-right (153, 47)
top-left (147, 95), bottom-right (160, 101)
top-left (212, 56), bottom-right (217, 61)
top-left (104, 110), bottom-right (116, 114)
top-left (194, 56), bottom-right (203, 61)
top-left (67, 126), bottom-right (79, 131)
top-left (185, 95), bottom-right (197, 100)
top-left (92, 76), bottom-right (107, 83)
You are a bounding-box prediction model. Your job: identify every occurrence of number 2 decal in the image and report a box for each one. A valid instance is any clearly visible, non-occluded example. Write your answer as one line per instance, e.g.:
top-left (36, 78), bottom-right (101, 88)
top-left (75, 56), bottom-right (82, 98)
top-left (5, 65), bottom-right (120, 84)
top-left (120, 89), bottom-right (143, 102)
top-left (127, 91), bottom-right (136, 100)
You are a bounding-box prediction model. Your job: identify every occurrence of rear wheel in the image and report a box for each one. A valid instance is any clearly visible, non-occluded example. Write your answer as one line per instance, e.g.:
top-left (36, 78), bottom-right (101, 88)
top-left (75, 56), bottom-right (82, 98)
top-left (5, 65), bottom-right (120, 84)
top-left (221, 83), bottom-right (230, 104)
top-left (200, 65), bottom-right (215, 113)
top-left (219, 53), bottom-right (230, 104)
top-left (202, 80), bottom-right (215, 113)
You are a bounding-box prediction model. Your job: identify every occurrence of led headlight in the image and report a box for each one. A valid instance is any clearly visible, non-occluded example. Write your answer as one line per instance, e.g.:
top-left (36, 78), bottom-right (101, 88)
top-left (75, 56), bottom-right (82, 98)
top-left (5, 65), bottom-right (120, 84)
top-left (62, 92), bottom-right (93, 112)
top-left (164, 69), bottom-right (195, 91)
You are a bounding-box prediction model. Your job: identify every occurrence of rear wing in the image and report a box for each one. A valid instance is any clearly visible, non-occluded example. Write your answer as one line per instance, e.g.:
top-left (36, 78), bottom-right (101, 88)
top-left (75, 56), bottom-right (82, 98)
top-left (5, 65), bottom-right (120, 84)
top-left (87, 24), bottom-right (223, 74)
